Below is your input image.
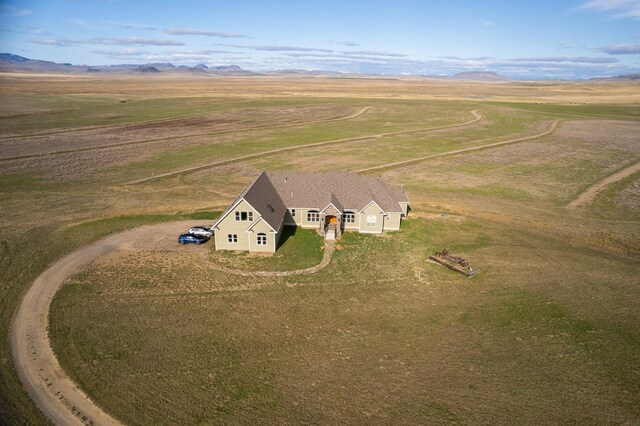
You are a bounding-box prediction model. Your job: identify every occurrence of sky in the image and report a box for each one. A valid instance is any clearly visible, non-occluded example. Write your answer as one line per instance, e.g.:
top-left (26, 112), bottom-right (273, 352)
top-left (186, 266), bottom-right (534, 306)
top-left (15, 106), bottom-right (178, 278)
top-left (0, 0), bottom-right (639, 79)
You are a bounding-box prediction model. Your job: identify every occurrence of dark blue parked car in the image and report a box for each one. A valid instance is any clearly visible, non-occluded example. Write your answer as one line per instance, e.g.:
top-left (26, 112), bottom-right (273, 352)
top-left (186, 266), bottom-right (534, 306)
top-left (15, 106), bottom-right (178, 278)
top-left (178, 233), bottom-right (208, 245)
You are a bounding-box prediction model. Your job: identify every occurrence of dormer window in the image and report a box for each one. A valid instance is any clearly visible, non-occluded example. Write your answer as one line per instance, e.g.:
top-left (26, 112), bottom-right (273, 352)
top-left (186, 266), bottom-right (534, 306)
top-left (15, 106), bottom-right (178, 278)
top-left (235, 211), bottom-right (253, 221)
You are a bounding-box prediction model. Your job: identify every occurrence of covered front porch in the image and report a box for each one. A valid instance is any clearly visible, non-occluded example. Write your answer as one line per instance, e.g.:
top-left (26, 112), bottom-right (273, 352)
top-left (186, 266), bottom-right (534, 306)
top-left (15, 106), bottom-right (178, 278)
top-left (318, 204), bottom-right (342, 241)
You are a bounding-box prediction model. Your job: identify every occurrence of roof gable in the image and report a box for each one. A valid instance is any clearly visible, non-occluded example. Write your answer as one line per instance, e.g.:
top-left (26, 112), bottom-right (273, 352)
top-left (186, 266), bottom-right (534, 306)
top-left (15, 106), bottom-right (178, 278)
top-left (359, 199), bottom-right (385, 214)
top-left (246, 216), bottom-right (276, 233)
top-left (243, 172), bottom-right (287, 231)
top-left (212, 197), bottom-right (259, 230)
top-left (213, 172), bottom-right (286, 232)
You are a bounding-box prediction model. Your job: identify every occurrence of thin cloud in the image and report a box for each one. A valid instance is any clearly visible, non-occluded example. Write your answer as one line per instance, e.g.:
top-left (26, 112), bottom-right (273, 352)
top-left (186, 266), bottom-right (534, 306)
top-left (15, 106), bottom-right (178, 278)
top-left (91, 48), bottom-right (149, 57)
top-left (342, 50), bottom-right (408, 57)
top-left (69, 19), bottom-right (91, 29)
top-left (163, 28), bottom-right (246, 38)
top-left (104, 36), bottom-right (184, 46)
top-left (331, 40), bottom-right (359, 47)
top-left (106, 22), bottom-right (247, 38)
top-left (578, 0), bottom-right (640, 19)
top-left (0, 4), bottom-right (31, 17)
top-left (166, 49), bottom-right (234, 55)
top-left (29, 38), bottom-right (78, 47)
top-left (513, 56), bottom-right (618, 63)
top-left (29, 37), bottom-right (185, 47)
top-left (226, 44), bottom-right (334, 53)
top-left (31, 27), bottom-right (50, 36)
top-left (107, 21), bottom-right (159, 31)
top-left (596, 43), bottom-right (640, 54)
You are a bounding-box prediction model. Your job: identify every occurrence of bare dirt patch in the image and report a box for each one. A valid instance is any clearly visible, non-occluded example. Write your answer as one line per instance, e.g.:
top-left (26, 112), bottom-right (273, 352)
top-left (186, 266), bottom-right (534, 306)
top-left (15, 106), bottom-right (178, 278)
top-left (0, 104), bottom-right (358, 159)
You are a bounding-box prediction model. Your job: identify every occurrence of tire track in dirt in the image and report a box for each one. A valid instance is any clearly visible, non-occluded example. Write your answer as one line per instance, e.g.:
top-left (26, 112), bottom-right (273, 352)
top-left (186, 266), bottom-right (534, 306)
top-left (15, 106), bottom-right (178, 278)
top-left (10, 220), bottom-right (339, 425)
top-left (356, 119), bottom-right (560, 174)
top-left (0, 109), bottom-right (226, 141)
top-left (127, 109), bottom-right (482, 185)
top-left (10, 221), bottom-right (196, 426)
top-left (566, 159), bottom-right (640, 209)
top-left (0, 106), bottom-right (373, 162)
top-left (0, 104), bottom-right (370, 141)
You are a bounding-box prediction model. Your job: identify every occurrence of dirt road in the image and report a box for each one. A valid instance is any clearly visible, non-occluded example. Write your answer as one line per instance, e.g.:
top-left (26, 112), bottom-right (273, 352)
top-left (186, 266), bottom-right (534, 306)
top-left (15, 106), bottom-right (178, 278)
top-left (129, 109), bottom-right (482, 185)
top-left (11, 221), bottom-right (198, 425)
top-left (357, 119), bottom-right (560, 174)
top-left (567, 159), bottom-right (640, 208)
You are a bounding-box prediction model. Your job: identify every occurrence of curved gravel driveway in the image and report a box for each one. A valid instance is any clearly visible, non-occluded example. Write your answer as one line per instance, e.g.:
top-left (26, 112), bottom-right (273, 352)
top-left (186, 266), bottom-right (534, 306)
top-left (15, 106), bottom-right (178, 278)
top-left (11, 221), bottom-right (198, 425)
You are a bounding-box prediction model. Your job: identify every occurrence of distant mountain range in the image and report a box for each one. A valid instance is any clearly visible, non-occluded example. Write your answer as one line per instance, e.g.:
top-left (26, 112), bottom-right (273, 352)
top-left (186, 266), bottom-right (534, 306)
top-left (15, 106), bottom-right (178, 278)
top-left (589, 73), bottom-right (640, 81)
top-left (1, 53), bottom-right (639, 81)
top-left (445, 71), bottom-right (510, 81)
top-left (0, 53), bottom-right (253, 75)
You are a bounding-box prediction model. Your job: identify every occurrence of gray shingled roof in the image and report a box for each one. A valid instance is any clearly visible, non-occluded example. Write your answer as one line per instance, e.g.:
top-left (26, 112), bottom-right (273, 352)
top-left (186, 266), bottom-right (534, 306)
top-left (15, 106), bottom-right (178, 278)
top-left (213, 172), bottom-right (287, 231)
top-left (215, 171), bottom-right (409, 231)
top-left (266, 171), bottom-right (407, 213)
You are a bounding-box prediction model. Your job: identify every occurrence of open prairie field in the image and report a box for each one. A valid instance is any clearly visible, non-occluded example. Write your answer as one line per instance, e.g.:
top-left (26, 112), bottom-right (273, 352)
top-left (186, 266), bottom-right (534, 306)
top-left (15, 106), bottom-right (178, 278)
top-left (1, 73), bottom-right (639, 424)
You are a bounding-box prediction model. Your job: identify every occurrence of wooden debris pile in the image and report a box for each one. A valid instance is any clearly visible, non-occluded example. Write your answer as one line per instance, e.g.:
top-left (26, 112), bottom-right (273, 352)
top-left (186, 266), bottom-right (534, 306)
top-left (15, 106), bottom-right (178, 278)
top-left (429, 249), bottom-right (479, 277)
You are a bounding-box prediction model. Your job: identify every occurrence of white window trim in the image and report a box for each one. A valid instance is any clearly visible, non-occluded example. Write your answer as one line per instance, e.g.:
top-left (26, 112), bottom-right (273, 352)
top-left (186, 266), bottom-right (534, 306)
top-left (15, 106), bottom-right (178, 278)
top-left (344, 212), bottom-right (356, 223)
top-left (227, 234), bottom-right (238, 243)
top-left (307, 210), bottom-right (320, 222)
top-left (235, 211), bottom-right (254, 221)
top-left (366, 215), bottom-right (377, 227)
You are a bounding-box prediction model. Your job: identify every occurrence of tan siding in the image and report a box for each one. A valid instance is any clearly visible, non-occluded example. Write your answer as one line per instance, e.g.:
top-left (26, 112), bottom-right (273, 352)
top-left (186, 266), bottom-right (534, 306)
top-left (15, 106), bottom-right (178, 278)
top-left (247, 218), bottom-right (275, 253)
top-left (343, 209), bottom-right (359, 230)
top-left (214, 199), bottom-right (257, 251)
top-left (359, 202), bottom-right (384, 234)
top-left (300, 208), bottom-right (321, 229)
top-left (399, 202), bottom-right (409, 216)
top-left (385, 212), bottom-right (401, 230)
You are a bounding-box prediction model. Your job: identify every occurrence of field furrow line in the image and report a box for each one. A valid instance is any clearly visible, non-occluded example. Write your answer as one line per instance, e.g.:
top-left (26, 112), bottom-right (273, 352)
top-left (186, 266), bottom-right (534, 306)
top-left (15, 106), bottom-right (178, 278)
top-left (0, 106), bottom-right (373, 162)
top-left (128, 109), bottom-right (482, 184)
top-left (356, 119), bottom-right (561, 174)
top-left (566, 159), bottom-right (640, 209)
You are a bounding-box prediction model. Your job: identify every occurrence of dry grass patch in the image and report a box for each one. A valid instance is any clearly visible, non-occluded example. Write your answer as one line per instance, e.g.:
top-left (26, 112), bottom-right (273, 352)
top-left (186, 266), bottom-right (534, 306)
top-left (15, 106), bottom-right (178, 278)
top-left (49, 217), bottom-right (640, 425)
top-left (384, 119), bottom-right (640, 207)
top-left (3, 75), bottom-right (640, 423)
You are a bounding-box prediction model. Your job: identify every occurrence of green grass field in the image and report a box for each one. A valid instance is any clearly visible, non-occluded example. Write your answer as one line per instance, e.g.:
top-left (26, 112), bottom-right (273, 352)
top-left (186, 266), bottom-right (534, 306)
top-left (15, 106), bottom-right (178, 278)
top-left (1, 74), bottom-right (638, 424)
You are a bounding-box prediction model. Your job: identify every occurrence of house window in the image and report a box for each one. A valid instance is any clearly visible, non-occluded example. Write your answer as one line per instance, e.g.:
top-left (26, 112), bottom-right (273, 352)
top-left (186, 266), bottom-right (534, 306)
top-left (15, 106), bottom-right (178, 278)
top-left (235, 211), bottom-right (253, 221)
top-left (366, 215), bottom-right (377, 227)
top-left (227, 234), bottom-right (238, 243)
top-left (344, 212), bottom-right (355, 223)
top-left (307, 210), bottom-right (320, 222)
top-left (291, 209), bottom-right (296, 217)
top-left (257, 233), bottom-right (267, 246)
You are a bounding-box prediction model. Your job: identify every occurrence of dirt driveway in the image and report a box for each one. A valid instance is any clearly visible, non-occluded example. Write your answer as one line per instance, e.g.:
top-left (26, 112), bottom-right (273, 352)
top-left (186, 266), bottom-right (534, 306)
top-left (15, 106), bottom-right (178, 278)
top-left (567, 159), bottom-right (640, 208)
top-left (11, 221), bottom-right (202, 425)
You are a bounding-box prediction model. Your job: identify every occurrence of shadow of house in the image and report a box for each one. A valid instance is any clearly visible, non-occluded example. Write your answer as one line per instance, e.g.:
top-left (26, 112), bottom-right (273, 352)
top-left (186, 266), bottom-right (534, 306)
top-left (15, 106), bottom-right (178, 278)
top-left (276, 225), bottom-right (297, 250)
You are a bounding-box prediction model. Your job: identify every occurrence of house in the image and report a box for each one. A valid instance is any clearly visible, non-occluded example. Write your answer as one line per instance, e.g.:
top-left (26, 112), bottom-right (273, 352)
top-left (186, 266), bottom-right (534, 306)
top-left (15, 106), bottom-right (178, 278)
top-left (212, 171), bottom-right (410, 252)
